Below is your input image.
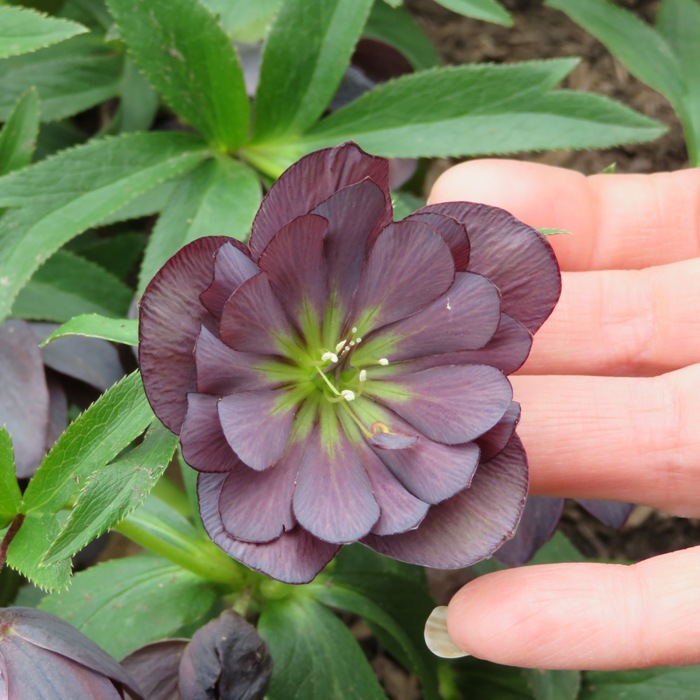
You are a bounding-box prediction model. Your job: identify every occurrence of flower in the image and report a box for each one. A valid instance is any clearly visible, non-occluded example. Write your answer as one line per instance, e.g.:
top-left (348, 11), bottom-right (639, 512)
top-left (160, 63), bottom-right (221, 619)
top-left (139, 142), bottom-right (561, 584)
top-left (0, 607), bottom-right (144, 699)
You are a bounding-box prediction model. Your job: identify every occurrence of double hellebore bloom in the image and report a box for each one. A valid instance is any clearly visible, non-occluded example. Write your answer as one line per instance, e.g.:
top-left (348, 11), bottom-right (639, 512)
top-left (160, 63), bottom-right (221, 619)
top-left (139, 143), bottom-right (560, 584)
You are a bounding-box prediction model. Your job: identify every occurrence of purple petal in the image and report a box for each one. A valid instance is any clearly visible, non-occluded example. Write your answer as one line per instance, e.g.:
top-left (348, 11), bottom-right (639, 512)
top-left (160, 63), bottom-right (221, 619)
top-left (577, 499), bottom-right (634, 529)
top-left (199, 240), bottom-right (259, 320)
top-left (416, 202), bottom-right (561, 333)
top-left (121, 640), bottom-right (187, 700)
top-left (139, 236), bottom-right (228, 433)
top-left (368, 432), bottom-right (417, 449)
top-left (219, 272), bottom-right (296, 356)
top-left (180, 394), bottom-right (238, 473)
top-left (293, 426), bottom-right (380, 543)
top-left (219, 391), bottom-right (296, 471)
top-left (494, 496), bottom-right (564, 566)
top-left (362, 435), bottom-right (528, 568)
top-left (258, 213), bottom-right (328, 326)
top-left (373, 365), bottom-right (512, 445)
top-left (45, 375), bottom-right (68, 450)
top-left (198, 473), bottom-right (340, 584)
top-left (352, 220), bottom-right (455, 333)
top-left (249, 142), bottom-right (390, 260)
top-left (407, 211), bottom-right (469, 270)
top-left (477, 401), bottom-right (521, 462)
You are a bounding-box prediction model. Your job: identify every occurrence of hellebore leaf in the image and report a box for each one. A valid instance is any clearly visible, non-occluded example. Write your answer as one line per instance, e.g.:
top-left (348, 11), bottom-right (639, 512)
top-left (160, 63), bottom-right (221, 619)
top-left (41, 314), bottom-right (138, 347)
top-left (434, 0), bottom-right (513, 26)
top-left (106, 0), bottom-right (250, 150)
top-left (259, 597), bottom-right (387, 700)
top-left (252, 0), bottom-right (375, 141)
top-left (40, 554), bottom-right (219, 659)
top-left (0, 428), bottom-right (23, 526)
top-left (580, 667), bottom-right (700, 699)
top-left (23, 371), bottom-right (155, 515)
top-left (0, 131), bottom-right (208, 323)
top-left (0, 87), bottom-right (40, 175)
top-left (524, 668), bottom-right (581, 700)
top-left (68, 230), bottom-right (146, 281)
top-left (0, 5), bottom-right (87, 60)
top-left (201, 0), bottom-right (283, 41)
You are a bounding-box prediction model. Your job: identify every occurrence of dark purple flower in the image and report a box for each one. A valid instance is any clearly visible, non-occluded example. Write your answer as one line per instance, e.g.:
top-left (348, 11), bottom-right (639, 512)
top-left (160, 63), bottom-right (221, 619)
top-left (0, 607), bottom-right (144, 699)
top-left (139, 142), bottom-right (561, 583)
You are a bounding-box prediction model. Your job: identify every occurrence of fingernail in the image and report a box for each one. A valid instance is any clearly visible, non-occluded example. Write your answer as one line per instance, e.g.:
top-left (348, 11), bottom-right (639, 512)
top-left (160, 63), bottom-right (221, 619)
top-left (424, 606), bottom-right (470, 659)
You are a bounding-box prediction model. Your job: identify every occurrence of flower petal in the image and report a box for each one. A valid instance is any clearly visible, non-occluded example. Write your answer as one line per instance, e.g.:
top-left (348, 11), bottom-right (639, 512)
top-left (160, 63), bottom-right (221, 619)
top-left (180, 394), bottom-right (237, 473)
top-left (219, 391), bottom-right (296, 471)
top-left (416, 202), bottom-right (561, 333)
top-left (199, 241), bottom-right (259, 319)
top-left (477, 401), bottom-right (521, 462)
top-left (198, 473), bottom-right (339, 584)
top-left (577, 499), bottom-right (633, 529)
top-left (352, 220), bottom-right (455, 334)
top-left (139, 236), bottom-right (228, 433)
top-left (407, 211), bottom-right (469, 270)
top-left (249, 142), bottom-right (390, 259)
top-left (362, 435), bottom-right (528, 568)
top-left (293, 424), bottom-right (380, 543)
top-left (372, 365), bottom-right (512, 445)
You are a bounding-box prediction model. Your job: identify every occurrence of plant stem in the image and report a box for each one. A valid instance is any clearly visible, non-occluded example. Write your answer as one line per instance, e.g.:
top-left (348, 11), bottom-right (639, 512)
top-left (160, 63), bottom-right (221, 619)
top-left (0, 514), bottom-right (25, 572)
top-left (150, 477), bottom-right (192, 518)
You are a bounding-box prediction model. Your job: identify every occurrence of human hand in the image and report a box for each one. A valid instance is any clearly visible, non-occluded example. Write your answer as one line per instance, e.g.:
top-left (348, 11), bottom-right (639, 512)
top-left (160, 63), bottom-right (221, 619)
top-left (425, 160), bottom-right (700, 670)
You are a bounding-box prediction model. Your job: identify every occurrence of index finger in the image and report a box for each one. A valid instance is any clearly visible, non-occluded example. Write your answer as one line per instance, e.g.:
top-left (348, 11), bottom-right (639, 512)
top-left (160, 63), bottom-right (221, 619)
top-left (428, 160), bottom-right (700, 271)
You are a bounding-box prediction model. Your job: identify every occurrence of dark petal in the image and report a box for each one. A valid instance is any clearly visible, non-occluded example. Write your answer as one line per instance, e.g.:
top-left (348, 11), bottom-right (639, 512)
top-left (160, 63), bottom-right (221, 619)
top-left (199, 241), bottom-right (259, 320)
top-left (362, 434), bottom-right (528, 568)
top-left (407, 211), bottom-right (469, 270)
top-left (355, 272), bottom-right (500, 364)
top-left (351, 38), bottom-right (414, 83)
top-left (494, 496), bottom-right (564, 567)
top-left (577, 499), bottom-right (634, 529)
top-left (45, 374), bottom-right (68, 450)
top-left (0, 320), bottom-right (49, 478)
top-left (477, 401), bottom-right (521, 462)
top-left (352, 220), bottom-right (455, 334)
top-left (178, 610), bottom-right (272, 700)
top-left (218, 443), bottom-right (300, 542)
top-left (416, 202), bottom-right (561, 333)
top-left (249, 142), bottom-right (390, 260)
top-left (121, 640), bottom-right (187, 700)
top-left (139, 236), bottom-right (228, 433)
top-left (368, 432), bottom-right (417, 449)
top-left (194, 326), bottom-right (278, 395)
top-left (219, 273), bottom-right (296, 356)
top-left (258, 213), bottom-right (328, 326)
top-left (180, 394), bottom-right (238, 473)
top-left (198, 473), bottom-right (340, 584)
top-left (374, 365), bottom-right (512, 445)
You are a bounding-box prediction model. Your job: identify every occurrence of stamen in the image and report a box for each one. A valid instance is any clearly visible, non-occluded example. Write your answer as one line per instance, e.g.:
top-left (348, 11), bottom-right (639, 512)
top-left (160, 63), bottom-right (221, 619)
top-left (321, 351), bottom-right (338, 364)
top-left (341, 390), bottom-right (356, 401)
top-left (355, 337), bottom-right (362, 343)
top-left (378, 358), bottom-right (389, 366)
top-left (314, 366), bottom-right (341, 396)
top-left (335, 339), bottom-right (347, 354)
top-left (359, 369), bottom-right (367, 383)
top-left (351, 326), bottom-right (358, 333)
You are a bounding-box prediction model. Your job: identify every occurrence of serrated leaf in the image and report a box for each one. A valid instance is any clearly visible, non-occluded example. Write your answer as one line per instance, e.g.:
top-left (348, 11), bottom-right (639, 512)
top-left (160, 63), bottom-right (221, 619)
top-left (299, 63), bottom-right (666, 157)
top-left (40, 554), bottom-right (219, 659)
top-left (137, 157), bottom-right (261, 295)
top-left (252, 0), bottom-right (374, 141)
top-left (42, 314), bottom-right (138, 347)
top-left (581, 667), bottom-right (700, 699)
top-left (259, 597), bottom-right (387, 700)
top-left (200, 0), bottom-right (283, 41)
top-left (0, 87), bottom-right (39, 174)
top-left (451, 658), bottom-right (534, 699)
top-left (12, 249), bottom-right (132, 322)
top-left (435, 0), bottom-right (512, 26)
top-left (69, 230), bottom-right (146, 281)
top-left (0, 131), bottom-right (207, 322)
top-left (106, 0), bottom-right (249, 150)
top-left (0, 33), bottom-right (123, 122)
top-left (0, 427), bottom-right (23, 525)
top-left (111, 57), bottom-right (160, 134)
top-left (98, 179), bottom-right (178, 225)
top-left (0, 5), bottom-right (87, 59)
top-left (23, 370), bottom-right (154, 515)
top-left (42, 423), bottom-right (177, 565)
top-left (524, 669), bottom-right (581, 700)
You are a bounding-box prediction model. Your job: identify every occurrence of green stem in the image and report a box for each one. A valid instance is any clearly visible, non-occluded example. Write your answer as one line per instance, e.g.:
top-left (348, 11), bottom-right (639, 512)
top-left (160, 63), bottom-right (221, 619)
top-left (0, 514), bottom-right (24, 572)
top-left (150, 477), bottom-right (192, 518)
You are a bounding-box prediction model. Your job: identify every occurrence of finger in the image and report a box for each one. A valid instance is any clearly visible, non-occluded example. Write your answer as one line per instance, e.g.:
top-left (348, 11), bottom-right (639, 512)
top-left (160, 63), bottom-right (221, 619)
top-left (428, 160), bottom-right (700, 272)
top-left (511, 366), bottom-right (700, 517)
top-left (445, 546), bottom-right (700, 669)
top-left (520, 258), bottom-right (700, 376)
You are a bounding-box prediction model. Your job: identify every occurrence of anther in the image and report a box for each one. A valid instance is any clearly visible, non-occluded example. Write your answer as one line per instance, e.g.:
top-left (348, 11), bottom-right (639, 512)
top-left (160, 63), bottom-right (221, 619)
top-left (321, 351), bottom-right (338, 363)
top-left (378, 358), bottom-right (389, 366)
top-left (341, 390), bottom-right (356, 401)
top-left (335, 340), bottom-right (347, 353)
top-left (359, 370), bottom-right (367, 382)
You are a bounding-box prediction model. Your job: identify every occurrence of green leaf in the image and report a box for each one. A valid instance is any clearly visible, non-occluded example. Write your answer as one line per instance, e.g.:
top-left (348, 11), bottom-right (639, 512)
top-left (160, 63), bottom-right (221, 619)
top-left (538, 227), bottom-right (571, 236)
top-left (12, 249), bottom-right (132, 322)
top-left (111, 57), bottom-right (160, 134)
top-left (434, 0), bottom-right (513, 26)
top-left (98, 179), bottom-right (178, 226)
top-left (524, 669), bottom-right (581, 700)
top-left (364, 2), bottom-right (440, 71)
top-left (40, 554), bottom-right (219, 658)
top-left (299, 62), bottom-right (666, 157)
top-left (68, 230), bottom-right (145, 281)
top-left (259, 597), bottom-right (387, 700)
top-left (137, 157), bottom-right (261, 295)
top-left (392, 190), bottom-right (425, 220)
top-left (252, 0), bottom-right (374, 141)
top-left (23, 370), bottom-right (154, 515)
top-left (42, 423), bottom-right (177, 565)
top-left (0, 33), bottom-right (123, 122)
top-left (106, 0), bottom-right (250, 150)
top-left (0, 5), bottom-right (87, 59)
top-left (0, 427), bottom-right (23, 526)
top-left (41, 314), bottom-right (138, 347)
top-left (0, 87), bottom-right (39, 174)
top-left (200, 0), bottom-right (283, 41)
top-left (581, 667), bottom-right (700, 699)
top-left (0, 131), bottom-right (207, 322)
top-left (450, 658), bottom-right (534, 699)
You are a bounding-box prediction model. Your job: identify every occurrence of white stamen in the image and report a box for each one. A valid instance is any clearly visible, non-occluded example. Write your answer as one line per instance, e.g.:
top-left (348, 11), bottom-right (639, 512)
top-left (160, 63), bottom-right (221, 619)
top-left (349, 340), bottom-right (355, 347)
top-left (378, 358), bottom-right (389, 366)
top-left (335, 339), bottom-right (347, 353)
top-left (351, 326), bottom-right (358, 333)
top-left (341, 390), bottom-right (356, 401)
top-left (359, 370), bottom-right (367, 382)
top-left (356, 337), bottom-right (362, 343)
top-left (321, 351), bottom-right (338, 363)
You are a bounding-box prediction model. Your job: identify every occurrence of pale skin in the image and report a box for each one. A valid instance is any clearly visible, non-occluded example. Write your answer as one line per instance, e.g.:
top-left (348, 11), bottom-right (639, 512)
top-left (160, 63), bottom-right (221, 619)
top-left (428, 159), bottom-right (700, 670)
